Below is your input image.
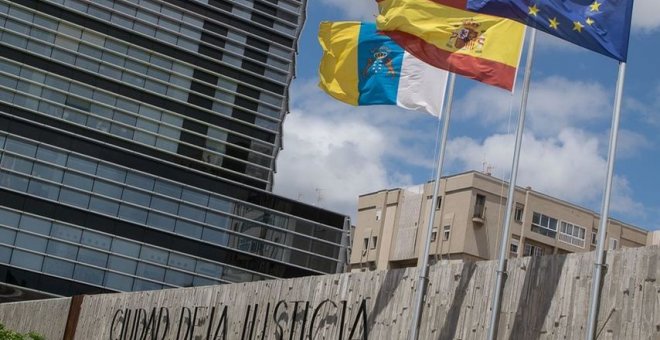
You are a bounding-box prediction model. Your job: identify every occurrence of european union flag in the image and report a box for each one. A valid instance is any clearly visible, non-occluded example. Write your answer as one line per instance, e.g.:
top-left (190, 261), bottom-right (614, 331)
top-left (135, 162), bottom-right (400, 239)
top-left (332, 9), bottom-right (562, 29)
top-left (466, 0), bottom-right (633, 61)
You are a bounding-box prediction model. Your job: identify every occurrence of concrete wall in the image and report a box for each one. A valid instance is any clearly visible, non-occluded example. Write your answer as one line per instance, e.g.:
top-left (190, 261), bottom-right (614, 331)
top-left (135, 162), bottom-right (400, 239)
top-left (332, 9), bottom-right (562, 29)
top-left (1, 246), bottom-right (658, 339)
top-left (0, 297), bottom-right (70, 339)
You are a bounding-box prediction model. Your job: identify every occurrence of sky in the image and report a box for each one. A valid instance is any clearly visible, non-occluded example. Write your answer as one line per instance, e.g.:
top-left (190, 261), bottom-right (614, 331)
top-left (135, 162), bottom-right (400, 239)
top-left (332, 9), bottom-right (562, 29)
top-left (272, 0), bottom-right (660, 231)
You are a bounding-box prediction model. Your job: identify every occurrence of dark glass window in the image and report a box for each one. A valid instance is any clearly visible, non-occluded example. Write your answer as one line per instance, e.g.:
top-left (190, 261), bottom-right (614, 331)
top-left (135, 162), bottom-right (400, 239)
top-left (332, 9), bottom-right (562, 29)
top-left (36, 146), bottom-right (67, 166)
top-left (164, 269), bottom-right (194, 287)
top-left (97, 164), bottom-right (126, 182)
top-left (139, 246), bottom-right (168, 265)
top-left (0, 228), bottom-right (17, 245)
top-left (167, 253), bottom-right (193, 272)
top-left (118, 204), bottom-right (148, 224)
top-left (133, 279), bottom-right (162, 291)
top-left (107, 255), bottom-right (137, 274)
top-left (15, 232), bottom-right (47, 252)
top-left (136, 262), bottom-right (165, 281)
top-left (65, 96), bottom-right (91, 112)
top-left (51, 223), bottom-right (82, 243)
top-left (62, 171), bottom-right (94, 191)
top-left (27, 179), bottom-right (60, 200)
top-left (0, 209), bottom-right (21, 227)
top-left (126, 172), bottom-right (154, 191)
top-left (18, 215), bottom-right (51, 235)
top-left (174, 219), bottom-right (203, 239)
top-left (146, 212), bottom-right (175, 232)
top-left (1, 155), bottom-right (33, 174)
top-left (111, 239), bottom-right (140, 258)
top-left (0, 245), bottom-right (12, 263)
top-left (77, 248), bottom-right (108, 267)
top-left (104, 272), bottom-right (134, 291)
top-left (73, 264), bottom-right (104, 285)
top-left (178, 204), bottom-right (205, 221)
top-left (59, 188), bottom-right (90, 208)
top-left (81, 230), bottom-right (112, 250)
top-left (10, 250), bottom-right (43, 271)
top-left (89, 196), bottom-right (120, 216)
top-left (5, 138), bottom-right (37, 157)
top-left (92, 180), bottom-right (123, 199)
top-left (43, 257), bottom-right (75, 278)
top-left (150, 196), bottom-right (178, 214)
top-left (66, 155), bottom-right (97, 174)
top-left (46, 240), bottom-right (78, 260)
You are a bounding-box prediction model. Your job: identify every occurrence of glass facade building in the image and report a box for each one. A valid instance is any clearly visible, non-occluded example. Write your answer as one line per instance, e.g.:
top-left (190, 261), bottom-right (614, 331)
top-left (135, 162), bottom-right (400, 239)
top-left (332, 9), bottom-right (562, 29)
top-left (0, 0), bottom-right (349, 298)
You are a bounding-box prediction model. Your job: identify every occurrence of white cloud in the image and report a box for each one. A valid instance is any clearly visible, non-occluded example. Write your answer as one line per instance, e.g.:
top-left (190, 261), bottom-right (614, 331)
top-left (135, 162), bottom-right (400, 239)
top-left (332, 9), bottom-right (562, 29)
top-left (445, 128), bottom-right (647, 219)
top-left (318, 0), bottom-right (378, 21)
top-left (456, 76), bottom-right (611, 137)
top-left (273, 81), bottom-right (437, 219)
top-left (625, 83), bottom-right (660, 126)
top-left (448, 129), bottom-right (602, 203)
top-left (632, 0), bottom-right (660, 32)
top-left (600, 129), bottom-right (652, 160)
top-left (274, 70), bottom-right (651, 225)
top-left (610, 176), bottom-right (646, 218)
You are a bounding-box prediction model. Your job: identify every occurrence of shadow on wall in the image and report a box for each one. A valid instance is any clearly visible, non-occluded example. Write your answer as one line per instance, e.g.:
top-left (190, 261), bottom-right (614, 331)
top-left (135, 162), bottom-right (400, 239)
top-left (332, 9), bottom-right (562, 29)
top-left (437, 261), bottom-right (478, 340)
top-left (509, 254), bottom-right (567, 339)
top-left (367, 268), bottom-right (409, 335)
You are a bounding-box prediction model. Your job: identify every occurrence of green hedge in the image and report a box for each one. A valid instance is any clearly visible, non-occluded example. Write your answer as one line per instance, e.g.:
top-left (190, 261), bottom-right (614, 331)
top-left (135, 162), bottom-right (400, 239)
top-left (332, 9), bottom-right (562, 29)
top-left (0, 324), bottom-right (43, 340)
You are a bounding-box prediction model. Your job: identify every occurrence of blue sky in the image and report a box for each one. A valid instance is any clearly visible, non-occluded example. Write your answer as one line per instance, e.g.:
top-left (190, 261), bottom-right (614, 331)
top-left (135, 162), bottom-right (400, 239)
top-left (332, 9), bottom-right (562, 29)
top-left (272, 0), bottom-right (660, 231)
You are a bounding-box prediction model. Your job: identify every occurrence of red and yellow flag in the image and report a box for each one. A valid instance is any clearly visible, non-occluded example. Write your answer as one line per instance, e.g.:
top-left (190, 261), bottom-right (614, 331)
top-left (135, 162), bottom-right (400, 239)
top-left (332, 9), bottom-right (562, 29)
top-left (376, 0), bottom-right (525, 91)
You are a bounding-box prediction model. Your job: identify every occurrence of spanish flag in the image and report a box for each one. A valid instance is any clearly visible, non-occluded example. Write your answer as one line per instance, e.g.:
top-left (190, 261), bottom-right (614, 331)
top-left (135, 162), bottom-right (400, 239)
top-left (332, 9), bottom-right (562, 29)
top-left (377, 0), bottom-right (525, 91)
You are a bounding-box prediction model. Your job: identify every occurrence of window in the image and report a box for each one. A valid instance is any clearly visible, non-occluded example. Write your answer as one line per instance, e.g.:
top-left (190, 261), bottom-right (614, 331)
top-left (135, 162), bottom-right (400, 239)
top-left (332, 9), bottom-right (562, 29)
top-left (430, 228), bottom-right (437, 243)
top-left (15, 232), bottom-right (47, 252)
top-left (442, 225), bottom-right (451, 241)
top-left (65, 96), bottom-right (91, 112)
top-left (10, 250), bottom-right (43, 271)
top-left (46, 240), bottom-right (77, 260)
top-left (81, 230), bottom-right (111, 250)
top-left (510, 239), bottom-right (519, 256)
top-left (363, 237), bottom-right (369, 250)
top-left (371, 236), bottom-right (377, 249)
top-left (559, 222), bottom-right (586, 247)
top-left (531, 212), bottom-right (557, 238)
top-left (436, 196), bottom-right (442, 210)
top-left (43, 257), bottom-right (74, 278)
top-left (474, 194), bottom-right (486, 218)
top-left (375, 209), bottom-right (382, 221)
top-left (107, 255), bottom-right (137, 274)
top-left (523, 243), bottom-right (544, 257)
top-left (591, 231), bottom-right (598, 245)
top-left (514, 204), bottom-right (524, 222)
top-left (609, 238), bottom-right (618, 250)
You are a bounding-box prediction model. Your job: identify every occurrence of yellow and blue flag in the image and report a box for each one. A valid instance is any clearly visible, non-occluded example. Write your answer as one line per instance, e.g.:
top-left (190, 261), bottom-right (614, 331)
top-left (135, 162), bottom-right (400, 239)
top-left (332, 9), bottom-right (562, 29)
top-left (319, 22), bottom-right (448, 116)
top-left (466, 0), bottom-right (633, 61)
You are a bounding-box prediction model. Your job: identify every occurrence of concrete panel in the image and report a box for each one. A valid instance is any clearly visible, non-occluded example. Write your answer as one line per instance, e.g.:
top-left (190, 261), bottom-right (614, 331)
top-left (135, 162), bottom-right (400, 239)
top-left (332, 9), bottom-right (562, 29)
top-left (0, 297), bottom-right (70, 339)
top-left (1, 246), bottom-right (659, 339)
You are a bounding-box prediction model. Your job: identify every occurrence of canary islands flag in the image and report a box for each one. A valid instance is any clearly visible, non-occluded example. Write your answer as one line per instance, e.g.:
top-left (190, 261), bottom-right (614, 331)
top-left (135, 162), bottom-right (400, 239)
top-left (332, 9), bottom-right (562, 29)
top-left (466, 0), bottom-right (633, 61)
top-left (319, 22), bottom-right (449, 116)
top-left (376, 0), bottom-right (525, 91)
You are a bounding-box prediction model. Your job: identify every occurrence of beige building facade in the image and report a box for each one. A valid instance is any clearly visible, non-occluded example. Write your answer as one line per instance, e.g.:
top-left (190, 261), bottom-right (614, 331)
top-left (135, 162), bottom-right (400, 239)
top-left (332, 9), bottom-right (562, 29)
top-left (350, 171), bottom-right (652, 271)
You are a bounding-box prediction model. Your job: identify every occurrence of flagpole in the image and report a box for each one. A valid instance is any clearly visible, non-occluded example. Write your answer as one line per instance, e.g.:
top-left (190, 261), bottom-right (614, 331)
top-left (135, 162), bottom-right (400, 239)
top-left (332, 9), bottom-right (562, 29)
top-left (585, 61), bottom-right (626, 340)
top-left (408, 71), bottom-right (456, 340)
top-left (486, 27), bottom-right (537, 340)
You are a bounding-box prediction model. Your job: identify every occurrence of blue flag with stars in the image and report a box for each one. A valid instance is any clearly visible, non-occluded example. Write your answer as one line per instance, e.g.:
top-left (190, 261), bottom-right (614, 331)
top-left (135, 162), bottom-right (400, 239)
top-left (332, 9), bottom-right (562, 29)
top-left (466, 0), bottom-right (633, 61)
